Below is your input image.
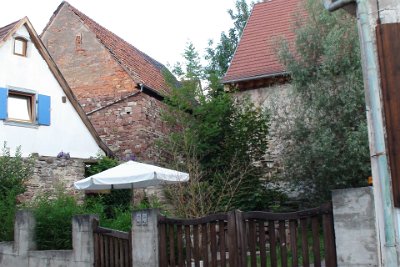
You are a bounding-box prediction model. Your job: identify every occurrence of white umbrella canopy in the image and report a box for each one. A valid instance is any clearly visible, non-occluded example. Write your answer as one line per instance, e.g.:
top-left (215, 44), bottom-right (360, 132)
top-left (74, 161), bottom-right (189, 190)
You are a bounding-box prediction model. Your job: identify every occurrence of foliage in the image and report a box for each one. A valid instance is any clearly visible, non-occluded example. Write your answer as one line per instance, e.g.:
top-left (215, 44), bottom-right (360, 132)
top-left (0, 143), bottom-right (33, 198)
top-left (85, 155), bottom-right (119, 177)
top-left (276, 0), bottom-right (370, 205)
top-left (33, 192), bottom-right (84, 250)
top-left (32, 192), bottom-right (129, 249)
top-left (85, 156), bottom-right (132, 212)
top-left (0, 143), bottom-right (33, 241)
top-left (205, 0), bottom-right (252, 94)
top-left (0, 190), bottom-right (20, 241)
top-left (161, 43), bottom-right (286, 217)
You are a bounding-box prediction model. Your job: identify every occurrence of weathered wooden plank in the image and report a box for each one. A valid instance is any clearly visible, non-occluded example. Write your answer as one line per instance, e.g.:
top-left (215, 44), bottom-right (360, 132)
top-left (376, 23), bottom-right (400, 207)
top-left (109, 237), bottom-right (114, 267)
top-left (219, 220), bottom-right (227, 267)
top-left (289, 220), bottom-right (298, 267)
top-left (159, 222), bottom-right (167, 267)
top-left (268, 220), bottom-right (277, 267)
top-left (193, 224), bottom-right (200, 267)
top-left (279, 220), bottom-right (288, 267)
top-left (235, 211), bottom-right (247, 267)
top-left (100, 234), bottom-right (105, 267)
top-left (185, 225), bottom-right (192, 267)
top-left (159, 213), bottom-right (229, 225)
top-left (169, 224), bottom-right (176, 267)
top-left (300, 218), bottom-right (310, 267)
top-left (323, 212), bottom-right (337, 267)
top-left (311, 217), bottom-right (321, 267)
top-left (227, 211), bottom-right (237, 267)
top-left (105, 236), bottom-right (110, 267)
top-left (201, 223), bottom-right (209, 267)
top-left (242, 204), bottom-right (332, 221)
top-left (93, 233), bottom-right (99, 267)
top-left (177, 225), bottom-right (184, 267)
top-left (114, 237), bottom-right (119, 267)
top-left (210, 222), bottom-right (217, 267)
top-left (248, 220), bottom-right (257, 267)
top-left (258, 221), bottom-right (267, 267)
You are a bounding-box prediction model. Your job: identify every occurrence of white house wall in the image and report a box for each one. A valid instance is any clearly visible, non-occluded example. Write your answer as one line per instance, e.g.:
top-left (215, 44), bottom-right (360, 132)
top-left (0, 25), bottom-right (102, 158)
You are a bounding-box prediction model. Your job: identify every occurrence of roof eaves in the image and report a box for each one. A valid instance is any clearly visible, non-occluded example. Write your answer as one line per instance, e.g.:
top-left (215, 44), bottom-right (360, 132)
top-left (223, 71), bottom-right (289, 84)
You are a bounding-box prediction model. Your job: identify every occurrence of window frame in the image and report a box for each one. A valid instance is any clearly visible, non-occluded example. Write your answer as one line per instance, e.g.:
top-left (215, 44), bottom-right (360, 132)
top-left (13, 37), bottom-right (28, 57)
top-left (7, 90), bottom-right (36, 124)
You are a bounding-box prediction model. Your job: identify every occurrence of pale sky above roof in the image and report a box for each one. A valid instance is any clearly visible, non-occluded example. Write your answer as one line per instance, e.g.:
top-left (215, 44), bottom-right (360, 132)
top-left (1, 0), bottom-right (253, 69)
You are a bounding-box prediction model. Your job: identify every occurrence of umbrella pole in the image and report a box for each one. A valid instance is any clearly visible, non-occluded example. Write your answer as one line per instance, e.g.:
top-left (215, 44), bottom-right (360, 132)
top-left (131, 183), bottom-right (134, 208)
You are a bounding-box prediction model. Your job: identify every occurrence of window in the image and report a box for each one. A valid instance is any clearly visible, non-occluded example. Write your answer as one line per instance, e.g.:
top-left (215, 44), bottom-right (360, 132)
top-left (14, 37), bottom-right (27, 57)
top-left (0, 87), bottom-right (51, 126)
top-left (8, 91), bottom-right (35, 122)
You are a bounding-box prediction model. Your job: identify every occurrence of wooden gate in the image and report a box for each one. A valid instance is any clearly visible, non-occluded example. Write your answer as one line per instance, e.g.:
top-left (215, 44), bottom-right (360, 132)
top-left (93, 219), bottom-right (132, 267)
top-left (158, 203), bottom-right (336, 267)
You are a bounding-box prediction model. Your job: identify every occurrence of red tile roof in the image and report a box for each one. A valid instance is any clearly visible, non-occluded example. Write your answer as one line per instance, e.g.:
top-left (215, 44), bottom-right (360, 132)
top-left (47, 2), bottom-right (171, 96)
top-left (223, 0), bottom-right (305, 83)
top-left (0, 20), bottom-right (20, 42)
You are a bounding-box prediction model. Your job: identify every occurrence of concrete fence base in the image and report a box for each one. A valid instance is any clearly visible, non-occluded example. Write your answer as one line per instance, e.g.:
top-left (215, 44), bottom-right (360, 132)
top-left (332, 187), bottom-right (379, 267)
top-left (0, 210), bottom-right (98, 267)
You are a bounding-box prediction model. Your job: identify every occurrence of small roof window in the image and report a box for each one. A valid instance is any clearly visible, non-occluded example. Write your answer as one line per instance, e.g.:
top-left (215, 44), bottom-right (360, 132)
top-left (14, 37), bottom-right (28, 57)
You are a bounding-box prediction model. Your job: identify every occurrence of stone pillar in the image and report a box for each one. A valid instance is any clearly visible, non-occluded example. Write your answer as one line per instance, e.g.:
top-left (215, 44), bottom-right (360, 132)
top-left (13, 210), bottom-right (36, 255)
top-left (131, 209), bottom-right (159, 267)
top-left (332, 187), bottom-right (379, 267)
top-left (72, 214), bottom-right (98, 266)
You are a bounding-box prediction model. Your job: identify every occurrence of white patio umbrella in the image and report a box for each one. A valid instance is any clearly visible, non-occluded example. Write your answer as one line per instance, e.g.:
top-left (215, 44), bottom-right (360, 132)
top-left (74, 160), bottom-right (189, 191)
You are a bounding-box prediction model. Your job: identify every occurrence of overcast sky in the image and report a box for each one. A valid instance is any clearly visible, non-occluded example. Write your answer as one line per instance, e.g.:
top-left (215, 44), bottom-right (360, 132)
top-left (0, 0), bottom-right (253, 68)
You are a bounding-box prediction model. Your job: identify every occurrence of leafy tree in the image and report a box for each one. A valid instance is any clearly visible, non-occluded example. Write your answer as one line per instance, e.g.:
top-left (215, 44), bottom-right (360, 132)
top-left (277, 0), bottom-right (370, 205)
top-left (161, 45), bottom-right (286, 217)
top-left (205, 0), bottom-right (252, 94)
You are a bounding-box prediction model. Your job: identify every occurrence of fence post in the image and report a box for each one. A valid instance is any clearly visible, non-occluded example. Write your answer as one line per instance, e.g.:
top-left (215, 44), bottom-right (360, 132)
top-left (13, 210), bottom-right (36, 255)
top-left (72, 214), bottom-right (99, 265)
top-left (235, 210), bottom-right (247, 267)
top-left (131, 209), bottom-right (160, 267)
top-left (227, 211), bottom-right (238, 267)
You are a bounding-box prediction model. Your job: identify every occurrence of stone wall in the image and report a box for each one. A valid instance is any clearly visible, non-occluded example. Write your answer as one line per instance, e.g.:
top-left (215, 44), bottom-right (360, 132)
top-left (235, 83), bottom-right (294, 178)
top-left (18, 156), bottom-right (86, 203)
top-left (41, 5), bottom-right (168, 162)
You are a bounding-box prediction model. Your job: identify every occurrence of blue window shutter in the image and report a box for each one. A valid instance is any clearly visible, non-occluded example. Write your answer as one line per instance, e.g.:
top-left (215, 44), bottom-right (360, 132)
top-left (0, 88), bottom-right (7, 120)
top-left (37, 94), bottom-right (51, 126)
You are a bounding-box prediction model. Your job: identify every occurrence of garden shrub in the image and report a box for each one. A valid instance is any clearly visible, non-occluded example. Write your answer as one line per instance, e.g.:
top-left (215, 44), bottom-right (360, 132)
top-left (33, 192), bottom-right (85, 250)
top-left (0, 143), bottom-right (33, 241)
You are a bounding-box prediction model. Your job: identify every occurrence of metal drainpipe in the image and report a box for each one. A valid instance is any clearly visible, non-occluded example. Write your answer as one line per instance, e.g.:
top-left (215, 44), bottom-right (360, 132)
top-left (356, 1), bottom-right (398, 265)
top-left (324, 0), bottom-right (398, 265)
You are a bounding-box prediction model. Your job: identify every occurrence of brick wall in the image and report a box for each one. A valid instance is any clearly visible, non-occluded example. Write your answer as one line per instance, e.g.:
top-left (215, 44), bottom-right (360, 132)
top-left (89, 93), bottom-right (167, 161)
top-left (42, 5), bottom-right (167, 162)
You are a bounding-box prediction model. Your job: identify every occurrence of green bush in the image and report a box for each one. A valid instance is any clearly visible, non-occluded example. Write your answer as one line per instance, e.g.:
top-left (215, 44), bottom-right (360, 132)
top-left (33, 192), bottom-right (85, 250)
top-left (0, 143), bottom-right (33, 241)
top-left (0, 190), bottom-right (19, 241)
top-left (32, 190), bottom-right (165, 249)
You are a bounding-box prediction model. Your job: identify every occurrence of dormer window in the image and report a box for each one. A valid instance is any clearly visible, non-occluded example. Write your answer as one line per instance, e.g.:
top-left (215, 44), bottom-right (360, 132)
top-left (14, 37), bottom-right (27, 57)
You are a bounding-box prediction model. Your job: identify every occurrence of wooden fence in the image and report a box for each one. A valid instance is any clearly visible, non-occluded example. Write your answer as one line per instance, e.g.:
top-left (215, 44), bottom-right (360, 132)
top-left (93, 220), bottom-right (132, 267)
top-left (158, 203), bottom-right (336, 267)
